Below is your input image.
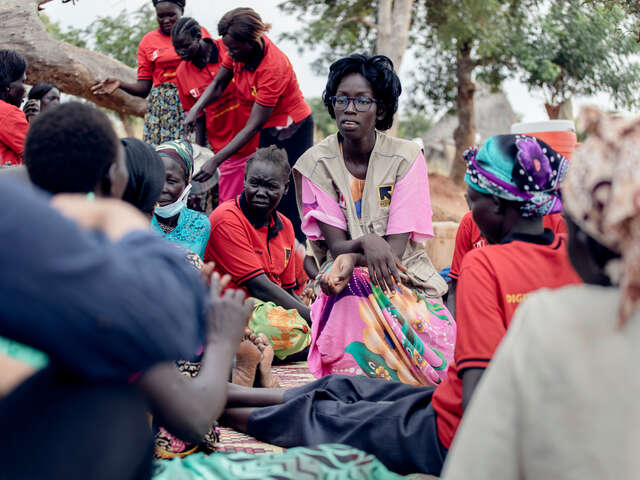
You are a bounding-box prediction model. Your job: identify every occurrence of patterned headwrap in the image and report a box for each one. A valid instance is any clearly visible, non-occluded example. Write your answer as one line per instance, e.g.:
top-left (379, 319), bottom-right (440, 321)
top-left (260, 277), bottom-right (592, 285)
top-left (563, 107), bottom-right (640, 326)
top-left (464, 134), bottom-right (569, 217)
top-left (155, 139), bottom-right (194, 182)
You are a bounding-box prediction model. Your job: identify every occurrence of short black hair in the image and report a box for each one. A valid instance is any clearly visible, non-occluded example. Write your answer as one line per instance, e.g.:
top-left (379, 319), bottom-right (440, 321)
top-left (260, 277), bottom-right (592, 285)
top-left (121, 137), bottom-right (165, 214)
top-left (0, 50), bottom-right (27, 90)
top-left (171, 16), bottom-right (200, 41)
top-left (24, 102), bottom-right (119, 194)
top-left (245, 145), bottom-right (290, 183)
top-left (323, 54), bottom-right (401, 131)
top-left (28, 82), bottom-right (58, 100)
top-left (152, 0), bottom-right (185, 8)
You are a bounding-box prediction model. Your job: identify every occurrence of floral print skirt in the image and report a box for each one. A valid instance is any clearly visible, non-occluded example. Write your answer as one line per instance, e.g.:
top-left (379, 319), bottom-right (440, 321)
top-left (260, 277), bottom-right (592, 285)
top-left (308, 267), bottom-right (456, 386)
top-left (143, 83), bottom-right (185, 146)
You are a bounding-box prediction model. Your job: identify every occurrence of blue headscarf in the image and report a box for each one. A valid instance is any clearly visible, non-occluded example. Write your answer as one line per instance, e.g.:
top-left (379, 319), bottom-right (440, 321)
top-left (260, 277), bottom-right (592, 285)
top-left (464, 134), bottom-right (569, 217)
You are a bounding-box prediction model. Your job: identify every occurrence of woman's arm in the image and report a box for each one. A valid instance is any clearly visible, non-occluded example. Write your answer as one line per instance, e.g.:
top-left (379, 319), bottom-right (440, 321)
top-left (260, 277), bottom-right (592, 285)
top-left (194, 114), bottom-right (207, 147)
top-left (184, 66), bottom-right (233, 134)
top-left (243, 274), bottom-right (311, 323)
top-left (138, 277), bottom-right (253, 443)
top-left (91, 78), bottom-right (153, 98)
top-left (192, 103), bottom-right (273, 182)
top-left (317, 220), bottom-right (408, 293)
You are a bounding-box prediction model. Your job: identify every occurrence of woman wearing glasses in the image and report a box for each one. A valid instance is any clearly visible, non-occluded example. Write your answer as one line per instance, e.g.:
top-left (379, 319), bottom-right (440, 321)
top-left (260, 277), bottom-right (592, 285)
top-left (185, 8), bottom-right (312, 242)
top-left (292, 54), bottom-right (455, 387)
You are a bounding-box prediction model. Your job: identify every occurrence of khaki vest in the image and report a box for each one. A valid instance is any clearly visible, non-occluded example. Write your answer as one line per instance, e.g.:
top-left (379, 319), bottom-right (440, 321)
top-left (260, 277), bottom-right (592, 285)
top-left (294, 132), bottom-right (447, 298)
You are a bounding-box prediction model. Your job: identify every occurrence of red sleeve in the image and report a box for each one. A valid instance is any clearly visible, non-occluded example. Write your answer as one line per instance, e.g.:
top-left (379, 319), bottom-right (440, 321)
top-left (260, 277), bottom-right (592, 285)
top-left (175, 65), bottom-right (194, 112)
top-left (207, 219), bottom-right (265, 285)
top-left (137, 35), bottom-right (152, 80)
top-left (280, 223), bottom-right (297, 290)
top-left (545, 213), bottom-right (567, 235)
top-left (449, 212), bottom-right (474, 280)
top-left (0, 108), bottom-right (28, 158)
top-left (254, 60), bottom-right (288, 108)
top-left (221, 49), bottom-right (233, 69)
top-left (454, 249), bottom-right (506, 374)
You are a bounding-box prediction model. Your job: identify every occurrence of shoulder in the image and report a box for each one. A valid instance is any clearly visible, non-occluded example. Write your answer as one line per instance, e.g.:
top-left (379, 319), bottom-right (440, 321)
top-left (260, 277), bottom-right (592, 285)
top-left (139, 29), bottom-right (161, 47)
top-left (176, 60), bottom-right (189, 78)
top-left (375, 133), bottom-right (421, 163)
top-left (460, 211), bottom-right (474, 227)
top-left (0, 100), bottom-right (27, 124)
top-left (294, 134), bottom-right (340, 177)
top-left (460, 245), bottom-right (495, 275)
top-left (210, 199), bottom-right (244, 226)
top-left (183, 208), bottom-right (210, 229)
top-left (259, 35), bottom-right (291, 73)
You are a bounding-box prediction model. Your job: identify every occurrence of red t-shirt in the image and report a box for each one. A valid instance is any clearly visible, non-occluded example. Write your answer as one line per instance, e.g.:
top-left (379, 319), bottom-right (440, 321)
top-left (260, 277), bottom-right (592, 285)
top-left (204, 196), bottom-right (297, 292)
top-left (0, 100), bottom-right (29, 166)
top-left (137, 27), bottom-right (210, 87)
top-left (432, 232), bottom-right (581, 449)
top-left (221, 35), bottom-right (311, 128)
top-left (176, 39), bottom-right (258, 157)
top-left (449, 211), bottom-right (567, 280)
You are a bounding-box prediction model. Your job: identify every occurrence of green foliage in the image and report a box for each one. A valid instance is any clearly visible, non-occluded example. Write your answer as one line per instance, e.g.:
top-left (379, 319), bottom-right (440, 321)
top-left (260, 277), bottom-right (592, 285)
top-left (398, 110), bottom-right (433, 139)
top-left (40, 4), bottom-right (157, 68)
top-left (514, 1), bottom-right (640, 108)
top-left (307, 97), bottom-right (338, 138)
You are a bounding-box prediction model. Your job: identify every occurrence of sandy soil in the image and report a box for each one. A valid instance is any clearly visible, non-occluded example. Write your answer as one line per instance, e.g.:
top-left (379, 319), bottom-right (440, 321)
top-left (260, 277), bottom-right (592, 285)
top-left (429, 173), bottom-right (468, 222)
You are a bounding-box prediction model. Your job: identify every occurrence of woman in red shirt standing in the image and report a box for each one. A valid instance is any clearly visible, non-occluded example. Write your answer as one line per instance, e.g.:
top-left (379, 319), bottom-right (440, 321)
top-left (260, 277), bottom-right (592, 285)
top-left (185, 8), bottom-right (313, 243)
top-left (0, 50), bottom-right (30, 167)
top-left (171, 17), bottom-right (259, 204)
top-left (92, 0), bottom-right (206, 145)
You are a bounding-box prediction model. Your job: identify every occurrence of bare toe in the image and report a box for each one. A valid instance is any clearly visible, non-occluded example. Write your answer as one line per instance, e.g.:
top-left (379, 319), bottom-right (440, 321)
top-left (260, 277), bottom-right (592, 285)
top-left (232, 340), bottom-right (262, 387)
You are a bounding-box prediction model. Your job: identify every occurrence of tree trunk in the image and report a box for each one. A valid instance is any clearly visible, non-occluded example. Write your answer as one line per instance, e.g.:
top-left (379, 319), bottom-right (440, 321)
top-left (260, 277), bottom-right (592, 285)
top-left (3, 0), bottom-right (147, 117)
top-left (375, 0), bottom-right (415, 137)
top-left (545, 98), bottom-right (573, 120)
top-left (450, 41), bottom-right (476, 185)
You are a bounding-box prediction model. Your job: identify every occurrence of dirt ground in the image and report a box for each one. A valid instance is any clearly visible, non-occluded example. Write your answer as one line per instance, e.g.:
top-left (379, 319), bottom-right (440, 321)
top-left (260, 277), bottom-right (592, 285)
top-left (429, 173), bottom-right (468, 222)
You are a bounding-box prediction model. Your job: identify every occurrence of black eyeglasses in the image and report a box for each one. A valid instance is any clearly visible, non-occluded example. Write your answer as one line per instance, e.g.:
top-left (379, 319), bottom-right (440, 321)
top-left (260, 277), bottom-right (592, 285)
top-left (329, 96), bottom-right (377, 112)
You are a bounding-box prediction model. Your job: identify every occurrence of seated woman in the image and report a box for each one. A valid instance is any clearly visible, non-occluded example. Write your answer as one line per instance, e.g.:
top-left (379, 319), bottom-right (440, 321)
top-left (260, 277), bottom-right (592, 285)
top-left (152, 139), bottom-right (211, 258)
top-left (442, 109), bottom-right (637, 479)
top-left (294, 54), bottom-right (455, 385)
top-left (220, 133), bottom-right (581, 476)
top-left (205, 146), bottom-right (311, 366)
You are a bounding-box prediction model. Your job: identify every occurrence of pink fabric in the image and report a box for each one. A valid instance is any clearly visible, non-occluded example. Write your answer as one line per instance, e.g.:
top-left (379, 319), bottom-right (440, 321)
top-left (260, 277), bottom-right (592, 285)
top-left (217, 154), bottom-right (251, 203)
top-left (300, 176), bottom-right (348, 240)
top-left (386, 151), bottom-right (434, 242)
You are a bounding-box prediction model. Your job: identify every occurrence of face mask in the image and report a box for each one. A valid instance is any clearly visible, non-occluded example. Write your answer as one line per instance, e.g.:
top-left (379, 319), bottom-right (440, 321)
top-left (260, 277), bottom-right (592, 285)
top-left (154, 184), bottom-right (192, 218)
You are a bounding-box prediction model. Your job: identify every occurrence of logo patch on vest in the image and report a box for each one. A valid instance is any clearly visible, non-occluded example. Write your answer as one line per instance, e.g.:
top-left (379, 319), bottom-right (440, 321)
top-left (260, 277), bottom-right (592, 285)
top-left (378, 184), bottom-right (394, 208)
top-left (284, 247), bottom-right (292, 265)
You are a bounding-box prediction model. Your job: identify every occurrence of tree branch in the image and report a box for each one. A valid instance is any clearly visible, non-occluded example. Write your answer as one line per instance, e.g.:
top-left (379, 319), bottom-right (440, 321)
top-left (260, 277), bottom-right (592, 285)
top-left (338, 16), bottom-right (378, 31)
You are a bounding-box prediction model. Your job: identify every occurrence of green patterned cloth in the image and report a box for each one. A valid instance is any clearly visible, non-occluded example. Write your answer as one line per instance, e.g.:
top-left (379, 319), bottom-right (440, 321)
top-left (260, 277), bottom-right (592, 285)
top-left (248, 298), bottom-right (311, 361)
top-left (143, 83), bottom-right (185, 146)
top-left (0, 336), bottom-right (48, 369)
top-left (152, 444), bottom-right (404, 480)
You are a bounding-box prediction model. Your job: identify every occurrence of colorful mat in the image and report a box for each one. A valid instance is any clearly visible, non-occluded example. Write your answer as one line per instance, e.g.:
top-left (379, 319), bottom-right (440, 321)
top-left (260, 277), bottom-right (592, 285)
top-left (214, 361), bottom-right (316, 454)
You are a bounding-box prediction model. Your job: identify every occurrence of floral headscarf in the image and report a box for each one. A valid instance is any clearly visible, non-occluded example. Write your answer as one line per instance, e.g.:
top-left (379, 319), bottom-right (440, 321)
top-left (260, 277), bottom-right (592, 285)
top-left (156, 139), bottom-right (194, 182)
top-left (464, 134), bottom-right (569, 217)
top-left (563, 107), bottom-right (640, 326)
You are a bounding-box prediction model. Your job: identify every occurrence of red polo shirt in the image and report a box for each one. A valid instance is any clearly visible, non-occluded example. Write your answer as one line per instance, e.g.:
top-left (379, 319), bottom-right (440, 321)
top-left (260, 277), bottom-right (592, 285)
top-left (205, 196), bottom-right (297, 292)
top-left (221, 35), bottom-right (311, 128)
top-left (176, 38), bottom-right (258, 157)
top-left (449, 211), bottom-right (567, 280)
top-left (137, 27), bottom-right (210, 87)
top-left (0, 100), bottom-right (28, 166)
top-left (432, 231), bottom-right (581, 449)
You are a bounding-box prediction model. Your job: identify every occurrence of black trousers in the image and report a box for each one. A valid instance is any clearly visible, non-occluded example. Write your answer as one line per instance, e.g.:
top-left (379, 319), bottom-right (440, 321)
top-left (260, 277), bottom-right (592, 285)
top-left (246, 375), bottom-right (448, 476)
top-left (0, 367), bottom-right (153, 480)
top-left (259, 114), bottom-right (314, 243)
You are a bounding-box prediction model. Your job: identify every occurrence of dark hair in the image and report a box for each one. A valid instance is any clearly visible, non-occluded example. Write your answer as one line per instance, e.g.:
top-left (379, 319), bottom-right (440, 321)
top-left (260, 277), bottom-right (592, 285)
top-left (152, 0), bottom-right (185, 8)
top-left (218, 8), bottom-right (271, 43)
top-left (245, 145), bottom-right (290, 182)
top-left (28, 82), bottom-right (58, 101)
top-left (121, 138), bottom-right (165, 214)
top-left (171, 16), bottom-right (200, 41)
top-left (0, 50), bottom-right (27, 90)
top-left (323, 54), bottom-right (401, 131)
top-left (24, 102), bottom-right (119, 194)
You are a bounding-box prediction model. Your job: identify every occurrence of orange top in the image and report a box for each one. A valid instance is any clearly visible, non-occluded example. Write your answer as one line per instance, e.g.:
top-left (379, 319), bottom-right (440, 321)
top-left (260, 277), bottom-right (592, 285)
top-left (0, 100), bottom-right (28, 166)
top-left (526, 130), bottom-right (577, 160)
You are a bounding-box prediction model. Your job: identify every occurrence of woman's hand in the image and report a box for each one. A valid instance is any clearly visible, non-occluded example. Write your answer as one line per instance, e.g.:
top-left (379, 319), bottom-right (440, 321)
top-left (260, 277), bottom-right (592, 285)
top-left (207, 273), bottom-right (254, 346)
top-left (192, 156), bottom-right (219, 182)
top-left (184, 107), bottom-right (201, 138)
top-left (22, 99), bottom-right (40, 121)
top-left (91, 78), bottom-right (120, 96)
top-left (361, 234), bottom-right (402, 294)
top-left (319, 253), bottom-right (358, 296)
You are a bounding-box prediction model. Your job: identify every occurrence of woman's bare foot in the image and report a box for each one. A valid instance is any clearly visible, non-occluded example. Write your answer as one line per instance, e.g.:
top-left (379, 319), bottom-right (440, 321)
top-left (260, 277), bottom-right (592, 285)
top-left (257, 343), bottom-right (280, 388)
top-left (232, 337), bottom-right (262, 387)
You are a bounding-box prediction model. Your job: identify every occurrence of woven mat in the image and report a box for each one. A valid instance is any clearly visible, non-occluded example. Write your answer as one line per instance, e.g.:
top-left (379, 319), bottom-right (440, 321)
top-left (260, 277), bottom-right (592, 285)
top-left (214, 361), bottom-right (315, 454)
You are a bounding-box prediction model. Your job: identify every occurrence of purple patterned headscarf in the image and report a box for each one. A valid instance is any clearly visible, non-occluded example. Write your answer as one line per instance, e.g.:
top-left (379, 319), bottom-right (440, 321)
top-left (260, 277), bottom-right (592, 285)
top-left (464, 134), bottom-right (569, 217)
